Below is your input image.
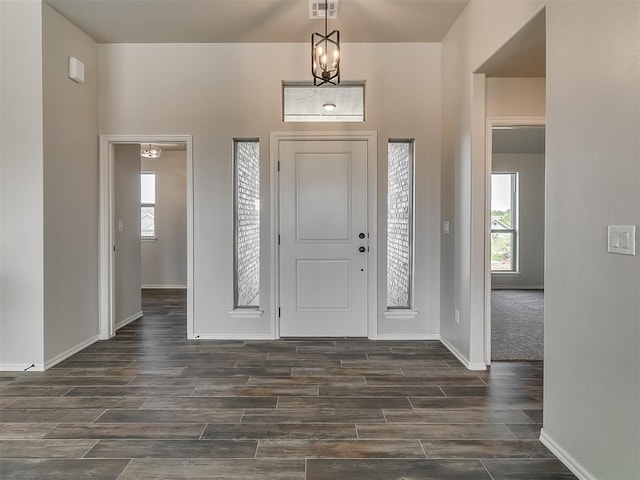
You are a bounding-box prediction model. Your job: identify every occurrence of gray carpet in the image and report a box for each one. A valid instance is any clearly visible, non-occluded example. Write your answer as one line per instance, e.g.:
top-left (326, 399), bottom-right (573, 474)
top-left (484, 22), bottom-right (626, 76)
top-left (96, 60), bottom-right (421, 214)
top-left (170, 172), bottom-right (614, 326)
top-left (491, 289), bottom-right (544, 361)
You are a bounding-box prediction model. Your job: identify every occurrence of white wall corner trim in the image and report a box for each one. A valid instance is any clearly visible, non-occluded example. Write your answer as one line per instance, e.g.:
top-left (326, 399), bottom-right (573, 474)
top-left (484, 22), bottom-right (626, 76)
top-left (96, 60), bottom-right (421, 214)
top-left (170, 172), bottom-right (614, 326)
top-left (440, 336), bottom-right (487, 370)
top-left (115, 311), bottom-right (143, 331)
top-left (192, 334), bottom-right (276, 340)
top-left (227, 309), bottom-right (264, 319)
top-left (142, 284), bottom-right (187, 289)
top-left (539, 429), bottom-right (597, 480)
top-left (377, 333), bottom-right (440, 341)
top-left (43, 335), bottom-right (100, 370)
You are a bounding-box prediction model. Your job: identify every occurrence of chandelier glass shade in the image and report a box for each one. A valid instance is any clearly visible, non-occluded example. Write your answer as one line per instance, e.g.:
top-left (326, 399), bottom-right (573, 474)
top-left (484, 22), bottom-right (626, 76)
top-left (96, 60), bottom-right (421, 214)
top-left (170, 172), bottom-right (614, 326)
top-left (141, 144), bottom-right (161, 159)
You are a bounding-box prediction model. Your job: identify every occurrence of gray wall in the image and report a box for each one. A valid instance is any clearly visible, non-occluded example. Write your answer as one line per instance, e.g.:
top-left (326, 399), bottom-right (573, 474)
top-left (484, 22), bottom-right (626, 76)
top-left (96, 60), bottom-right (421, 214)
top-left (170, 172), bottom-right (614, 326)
top-left (492, 153), bottom-right (545, 289)
top-left (0, 2), bottom-right (100, 369)
top-left (141, 151), bottom-right (187, 288)
top-left (0, 0), bottom-right (45, 368)
top-left (440, 0), bottom-right (546, 366)
top-left (43, 3), bottom-right (100, 363)
top-left (100, 42), bottom-right (443, 338)
top-left (114, 145), bottom-right (142, 327)
top-left (543, 1), bottom-right (640, 477)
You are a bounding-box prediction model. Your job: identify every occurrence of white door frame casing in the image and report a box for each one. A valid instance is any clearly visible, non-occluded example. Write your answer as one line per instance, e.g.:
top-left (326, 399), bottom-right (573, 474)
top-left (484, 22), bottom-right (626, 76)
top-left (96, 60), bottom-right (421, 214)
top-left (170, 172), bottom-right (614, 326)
top-left (270, 132), bottom-right (378, 339)
top-left (484, 117), bottom-right (545, 365)
top-left (99, 134), bottom-right (194, 340)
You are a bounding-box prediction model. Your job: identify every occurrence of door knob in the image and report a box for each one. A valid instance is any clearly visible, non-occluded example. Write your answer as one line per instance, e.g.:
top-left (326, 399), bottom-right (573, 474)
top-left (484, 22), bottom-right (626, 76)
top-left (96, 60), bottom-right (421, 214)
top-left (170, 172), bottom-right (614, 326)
top-left (359, 246), bottom-right (366, 253)
top-left (359, 232), bottom-right (366, 239)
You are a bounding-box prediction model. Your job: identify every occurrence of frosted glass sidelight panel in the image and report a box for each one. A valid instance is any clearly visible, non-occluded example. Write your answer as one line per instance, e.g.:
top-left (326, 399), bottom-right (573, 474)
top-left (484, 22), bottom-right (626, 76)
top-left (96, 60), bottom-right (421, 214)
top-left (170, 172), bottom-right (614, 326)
top-left (387, 141), bottom-right (413, 308)
top-left (234, 140), bottom-right (260, 307)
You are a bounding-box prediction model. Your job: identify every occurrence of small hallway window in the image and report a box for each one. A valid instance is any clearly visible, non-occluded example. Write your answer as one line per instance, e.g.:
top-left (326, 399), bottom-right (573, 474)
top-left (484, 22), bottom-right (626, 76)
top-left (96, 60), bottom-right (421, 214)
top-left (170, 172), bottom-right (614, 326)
top-left (491, 172), bottom-right (518, 271)
top-left (141, 172), bottom-right (156, 238)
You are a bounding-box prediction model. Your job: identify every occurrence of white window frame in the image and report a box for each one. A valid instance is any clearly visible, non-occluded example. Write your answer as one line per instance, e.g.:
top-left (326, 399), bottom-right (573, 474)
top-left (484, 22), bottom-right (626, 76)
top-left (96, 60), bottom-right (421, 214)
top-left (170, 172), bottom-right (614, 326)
top-left (232, 139), bottom-right (262, 313)
top-left (384, 139), bottom-right (418, 320)
top-left (490, 172), bottom-right (518, 273)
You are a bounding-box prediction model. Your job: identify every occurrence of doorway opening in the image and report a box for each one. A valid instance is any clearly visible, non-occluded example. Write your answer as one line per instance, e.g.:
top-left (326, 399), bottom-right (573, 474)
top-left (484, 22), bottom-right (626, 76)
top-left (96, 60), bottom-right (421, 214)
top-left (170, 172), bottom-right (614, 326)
top-left (99, 135), bottom-right (194, 340)
top-left (485, 122), bottom-right (546, 362)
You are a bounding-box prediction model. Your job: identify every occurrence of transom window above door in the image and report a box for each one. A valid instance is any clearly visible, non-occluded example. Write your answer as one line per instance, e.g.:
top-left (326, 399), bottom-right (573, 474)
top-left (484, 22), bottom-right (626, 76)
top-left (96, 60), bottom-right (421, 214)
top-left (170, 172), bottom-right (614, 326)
top-left (282, 82), bottom-right (365, 122)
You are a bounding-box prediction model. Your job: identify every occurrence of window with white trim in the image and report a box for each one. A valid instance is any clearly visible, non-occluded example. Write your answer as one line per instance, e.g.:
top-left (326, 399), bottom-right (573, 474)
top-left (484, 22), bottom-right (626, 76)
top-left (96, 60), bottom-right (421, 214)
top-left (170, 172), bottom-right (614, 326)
top-left (141, 172), bottom-right (156, 238)
top-left (491, 172), bottom-right (518, 271)
top-left (387, 140), bottom-right (414, 308)
top-left (234, 140), bottom-right (260, 308)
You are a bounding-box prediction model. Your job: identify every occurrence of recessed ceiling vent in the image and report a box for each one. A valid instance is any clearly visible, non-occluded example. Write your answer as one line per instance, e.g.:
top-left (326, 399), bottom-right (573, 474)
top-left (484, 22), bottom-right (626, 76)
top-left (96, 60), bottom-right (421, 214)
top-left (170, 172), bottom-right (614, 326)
top-left (309, 1), bottom-right (338, 20)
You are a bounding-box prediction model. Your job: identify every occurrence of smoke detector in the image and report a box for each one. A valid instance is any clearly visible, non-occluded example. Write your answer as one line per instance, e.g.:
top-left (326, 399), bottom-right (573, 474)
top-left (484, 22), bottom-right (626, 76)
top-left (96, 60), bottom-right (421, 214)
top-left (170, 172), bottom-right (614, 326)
top-left (309, 1), bottom-right (338, 20)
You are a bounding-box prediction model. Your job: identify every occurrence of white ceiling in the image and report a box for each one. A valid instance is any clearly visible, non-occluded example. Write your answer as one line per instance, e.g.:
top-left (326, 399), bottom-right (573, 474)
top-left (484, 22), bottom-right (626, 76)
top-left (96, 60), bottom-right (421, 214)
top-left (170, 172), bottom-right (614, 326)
top-left (46, 0), bottom-right (470, 44)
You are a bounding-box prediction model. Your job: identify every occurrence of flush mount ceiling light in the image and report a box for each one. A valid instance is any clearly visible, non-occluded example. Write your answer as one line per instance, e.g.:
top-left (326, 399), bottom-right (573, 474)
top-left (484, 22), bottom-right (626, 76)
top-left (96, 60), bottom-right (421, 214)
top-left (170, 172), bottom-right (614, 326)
top-left (311, 0), bottom-right (340, 86)
top-left (141, 144), bottom-right (162, 158)
top-left (322, 103), bottom-right (336, 111)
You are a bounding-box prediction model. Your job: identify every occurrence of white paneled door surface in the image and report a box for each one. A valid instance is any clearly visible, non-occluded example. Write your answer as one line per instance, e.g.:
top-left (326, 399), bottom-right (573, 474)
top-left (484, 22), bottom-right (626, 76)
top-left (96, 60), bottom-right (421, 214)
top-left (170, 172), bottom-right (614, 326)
top-left (279, 140), bottom-right (369, 337)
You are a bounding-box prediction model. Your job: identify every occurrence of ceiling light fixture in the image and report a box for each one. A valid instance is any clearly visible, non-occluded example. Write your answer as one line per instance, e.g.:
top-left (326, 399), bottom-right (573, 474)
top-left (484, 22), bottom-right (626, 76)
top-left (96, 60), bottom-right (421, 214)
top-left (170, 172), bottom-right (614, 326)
top-left (141, 144), bottom-right (162, 159)
top-left (311, 0), bottom-right (340, 86)
top-left (322, 103), bottom-right (337, 111)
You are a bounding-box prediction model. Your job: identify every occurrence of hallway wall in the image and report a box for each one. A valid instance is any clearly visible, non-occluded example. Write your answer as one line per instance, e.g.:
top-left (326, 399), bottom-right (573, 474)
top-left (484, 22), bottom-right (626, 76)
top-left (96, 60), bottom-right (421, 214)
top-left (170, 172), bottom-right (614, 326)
top-left (543, 2), bottom-right (640, 477)
top-left (141, 151), bottom-right (187, 288)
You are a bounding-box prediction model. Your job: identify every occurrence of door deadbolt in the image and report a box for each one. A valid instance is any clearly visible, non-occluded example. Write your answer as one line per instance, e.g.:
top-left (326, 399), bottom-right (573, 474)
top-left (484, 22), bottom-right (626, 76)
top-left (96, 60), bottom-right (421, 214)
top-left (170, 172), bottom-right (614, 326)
top-left (359, 232), bottom-right (366, 239)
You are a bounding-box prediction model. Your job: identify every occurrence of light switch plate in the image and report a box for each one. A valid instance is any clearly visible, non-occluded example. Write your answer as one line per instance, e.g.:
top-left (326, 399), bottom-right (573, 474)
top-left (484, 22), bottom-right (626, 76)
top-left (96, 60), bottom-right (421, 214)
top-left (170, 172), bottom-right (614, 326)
top-left (608, 225), bottom-right (636, 255)
top-left (443, 221), bottom-right (450, 234)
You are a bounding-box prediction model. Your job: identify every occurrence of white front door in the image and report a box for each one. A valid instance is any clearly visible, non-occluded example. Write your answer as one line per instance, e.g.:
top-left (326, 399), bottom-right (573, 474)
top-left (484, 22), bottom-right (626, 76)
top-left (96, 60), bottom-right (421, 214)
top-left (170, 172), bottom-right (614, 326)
top-left (279, 140), bottom-right (369, 337)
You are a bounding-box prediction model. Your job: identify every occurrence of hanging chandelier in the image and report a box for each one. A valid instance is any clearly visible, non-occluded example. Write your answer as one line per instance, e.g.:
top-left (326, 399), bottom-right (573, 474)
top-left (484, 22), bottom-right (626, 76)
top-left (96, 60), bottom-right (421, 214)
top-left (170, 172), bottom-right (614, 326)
top-left (311, 0), bottom-right (340, 86)
top-left (141, 144), bottom-right (161, 159)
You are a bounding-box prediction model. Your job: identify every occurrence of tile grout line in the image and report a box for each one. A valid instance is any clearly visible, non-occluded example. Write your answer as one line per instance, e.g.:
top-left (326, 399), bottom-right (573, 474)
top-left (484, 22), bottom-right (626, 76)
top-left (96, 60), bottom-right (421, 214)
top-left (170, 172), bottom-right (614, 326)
top-left (114, 459), bottom-right (133, 480)
top-left (80, 438), bottom-right (101, 458)
top-left (479, 458), bottom-right (497, 480)
top-left (418, 438), bottom-right (429, 459)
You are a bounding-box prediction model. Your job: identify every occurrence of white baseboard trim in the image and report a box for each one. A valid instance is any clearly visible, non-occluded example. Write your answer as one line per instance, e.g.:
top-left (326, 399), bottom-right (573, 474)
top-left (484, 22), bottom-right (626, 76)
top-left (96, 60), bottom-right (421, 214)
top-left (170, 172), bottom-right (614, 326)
top-left (44, 335), bottom-right (100, 370)
top-left (142, 284), bottom-right (187, 289)
top-left (0, 363), bottom-right (45, 372)
top-left (190, 333), bottom-right (276, 340)
top-left (115, 311), bottom-right (143, 331)
top-left (491, 285), bottom-right (544, 290)
top-left (540, 429), bottom-right (596, 480)
top-left (439, 336), bottom-right (487, 370)
top-left (376, 333), bottom-right (441, 340)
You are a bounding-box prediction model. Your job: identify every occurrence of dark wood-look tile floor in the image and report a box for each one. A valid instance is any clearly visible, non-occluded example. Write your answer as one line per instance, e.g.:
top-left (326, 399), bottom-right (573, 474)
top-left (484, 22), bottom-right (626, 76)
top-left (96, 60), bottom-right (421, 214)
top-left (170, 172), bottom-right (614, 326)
top-left (0, 289), bottom-right (576, 479)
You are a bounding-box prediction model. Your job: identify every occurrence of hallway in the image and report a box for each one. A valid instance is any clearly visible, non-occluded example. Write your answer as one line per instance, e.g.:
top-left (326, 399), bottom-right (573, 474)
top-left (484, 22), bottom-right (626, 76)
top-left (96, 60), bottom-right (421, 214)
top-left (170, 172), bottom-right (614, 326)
top-left (0, 290), bottom-right (575, 479)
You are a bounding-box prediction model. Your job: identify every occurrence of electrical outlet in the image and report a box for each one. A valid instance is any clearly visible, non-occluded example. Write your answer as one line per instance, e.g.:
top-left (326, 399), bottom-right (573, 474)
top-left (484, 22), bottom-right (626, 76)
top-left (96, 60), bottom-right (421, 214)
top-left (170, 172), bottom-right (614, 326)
top-left (455, 309), bottom-right (460, 325)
